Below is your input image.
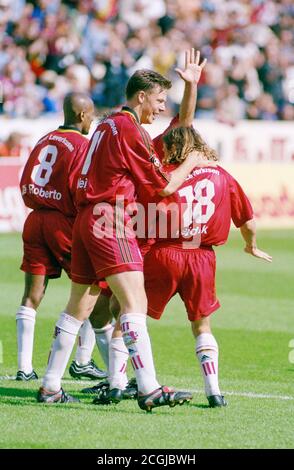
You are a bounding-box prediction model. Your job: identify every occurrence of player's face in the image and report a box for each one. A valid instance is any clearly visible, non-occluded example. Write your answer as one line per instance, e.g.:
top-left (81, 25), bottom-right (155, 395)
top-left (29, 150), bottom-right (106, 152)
top-left (81, 102), bottom-right (95, 135)
top-left (140, 86), bottom-right (167, 124)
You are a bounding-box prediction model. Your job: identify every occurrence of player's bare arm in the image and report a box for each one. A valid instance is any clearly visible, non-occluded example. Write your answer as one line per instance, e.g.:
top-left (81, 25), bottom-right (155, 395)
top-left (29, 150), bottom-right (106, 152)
top-left (240, 219), bottom-right (272, 263)
top-left (159, 150), bottom-right (203, 197)
top-left (176, 48), bottom-right (207, 127)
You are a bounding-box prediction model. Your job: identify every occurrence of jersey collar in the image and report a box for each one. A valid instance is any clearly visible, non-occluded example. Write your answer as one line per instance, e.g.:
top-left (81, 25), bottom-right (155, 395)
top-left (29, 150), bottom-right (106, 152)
top-left (58, 125), bottom-right (82, 134)
top-left (121, 106), bottom-right (140, 123)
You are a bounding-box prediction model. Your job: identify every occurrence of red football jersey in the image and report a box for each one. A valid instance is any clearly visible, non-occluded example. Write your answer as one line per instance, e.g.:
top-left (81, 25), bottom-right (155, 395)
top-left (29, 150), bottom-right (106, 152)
top-left (75, 107), bottom-right (169, 208)
top-left (20, 127), bottom-right (89, 217)
top-left (146, 164), bottom-right (254, 247)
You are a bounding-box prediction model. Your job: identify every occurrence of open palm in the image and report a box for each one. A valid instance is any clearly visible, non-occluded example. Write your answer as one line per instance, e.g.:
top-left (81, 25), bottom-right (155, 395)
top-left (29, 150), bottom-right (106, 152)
top-left (244, 246), bottom-right (273, 263)
top-left (175, 48), bottom-right (207, 85)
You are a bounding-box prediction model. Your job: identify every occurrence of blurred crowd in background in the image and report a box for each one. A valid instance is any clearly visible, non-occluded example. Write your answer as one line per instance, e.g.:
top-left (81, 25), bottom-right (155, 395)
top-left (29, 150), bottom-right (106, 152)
top-left (0, 0), bottom-right (293, 127)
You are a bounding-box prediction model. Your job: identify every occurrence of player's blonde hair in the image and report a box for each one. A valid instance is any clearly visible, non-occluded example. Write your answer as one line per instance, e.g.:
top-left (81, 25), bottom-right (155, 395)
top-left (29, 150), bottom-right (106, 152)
top-left (162, 126), bottom-right (218, 164)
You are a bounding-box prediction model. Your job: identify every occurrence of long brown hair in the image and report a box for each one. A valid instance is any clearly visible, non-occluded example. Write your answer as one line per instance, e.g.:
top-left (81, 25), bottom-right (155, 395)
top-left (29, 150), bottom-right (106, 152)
top-left (163, 126), bottom-right (218, 164)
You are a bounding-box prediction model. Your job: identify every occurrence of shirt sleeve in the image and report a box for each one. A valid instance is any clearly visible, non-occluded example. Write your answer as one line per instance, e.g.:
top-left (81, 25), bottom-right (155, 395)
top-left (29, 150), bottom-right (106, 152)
top-left (120, 121), bottom-right (170, 197)
top-left (68, 139), bottom-right (89, 204)
top-left (228, 174), bottom-right (254, 227)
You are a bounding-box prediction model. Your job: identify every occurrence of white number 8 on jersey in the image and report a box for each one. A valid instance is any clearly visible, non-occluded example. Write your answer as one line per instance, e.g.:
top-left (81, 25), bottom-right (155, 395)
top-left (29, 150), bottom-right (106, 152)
top-left (31, 145), bottom-right (58, 187)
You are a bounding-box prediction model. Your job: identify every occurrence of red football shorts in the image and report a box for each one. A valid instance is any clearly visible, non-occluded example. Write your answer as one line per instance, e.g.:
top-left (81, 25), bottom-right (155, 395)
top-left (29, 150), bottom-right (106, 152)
top-left (144, 245), bottom-right (220, 322)
top-left (21, 210), bottom-right (74, 278)
top-left (71, 204), bottom-right (143, 284)
top-left (97, 239), bottom-right (152, 295)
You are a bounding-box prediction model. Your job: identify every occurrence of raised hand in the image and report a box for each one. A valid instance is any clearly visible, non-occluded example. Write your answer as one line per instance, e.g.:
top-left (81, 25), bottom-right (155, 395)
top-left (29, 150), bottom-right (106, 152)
top-left (175, 48), bottom-right (207, 85)
top-left (244, 246), bottom-right (273, 263)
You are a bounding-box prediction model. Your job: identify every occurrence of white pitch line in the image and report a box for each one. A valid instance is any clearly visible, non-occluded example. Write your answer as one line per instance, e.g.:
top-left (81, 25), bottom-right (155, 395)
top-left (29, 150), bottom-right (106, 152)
top-left (1, 376), bottom-right (293, 401)
top-left (190, 388), bottom-right (294, 401)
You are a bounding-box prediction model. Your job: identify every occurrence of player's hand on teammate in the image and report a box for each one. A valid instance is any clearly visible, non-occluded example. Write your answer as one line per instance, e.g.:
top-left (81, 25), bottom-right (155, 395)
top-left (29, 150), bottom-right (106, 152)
top-left (175, 48), bottom-right (207, 85)
top-left (244, 245), bottom-right (273, 263)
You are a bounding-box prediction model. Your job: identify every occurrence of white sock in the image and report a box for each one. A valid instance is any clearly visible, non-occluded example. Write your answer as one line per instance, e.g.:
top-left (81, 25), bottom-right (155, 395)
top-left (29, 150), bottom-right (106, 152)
top-left (196, 333), bottom-right (221, 396)
top-left (94, 322), bottom-right (114, 370)
top-left (16, 306), bottom-right (37, 374)
top-left (75, 319), bottom-right (95, 365)
top-left (108, 337), bottom-right (129, 390)
top-left (120, 313), bottom-right (160, 395)
top-left (42, 312), bottom-right (82, 392)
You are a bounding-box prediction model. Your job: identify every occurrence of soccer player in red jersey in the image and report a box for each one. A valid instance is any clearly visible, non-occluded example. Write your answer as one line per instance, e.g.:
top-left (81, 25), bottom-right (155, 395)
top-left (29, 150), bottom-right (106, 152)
top-left (38, 50), bottom-right (207, 410)
top-left (82, 51), bottom-right (207, 399)
top-left (142, 126), bottom-right (272, 407)
top-left (17, 93), bottom-right (106, 382)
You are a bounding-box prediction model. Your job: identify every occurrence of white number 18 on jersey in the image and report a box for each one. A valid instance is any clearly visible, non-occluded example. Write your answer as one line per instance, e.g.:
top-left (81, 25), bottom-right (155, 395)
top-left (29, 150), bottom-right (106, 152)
top-left (178, 179), bottom-right (215, 227)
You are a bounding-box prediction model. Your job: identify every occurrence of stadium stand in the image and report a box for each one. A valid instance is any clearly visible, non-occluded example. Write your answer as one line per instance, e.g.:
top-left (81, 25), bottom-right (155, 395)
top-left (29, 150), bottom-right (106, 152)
top-left (0, 0), bottom-right (293, 122)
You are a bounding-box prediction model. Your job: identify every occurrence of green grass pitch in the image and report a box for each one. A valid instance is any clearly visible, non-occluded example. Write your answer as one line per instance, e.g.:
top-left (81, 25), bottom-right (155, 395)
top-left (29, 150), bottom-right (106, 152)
top-left (0, 230), bottom-right (293, 449)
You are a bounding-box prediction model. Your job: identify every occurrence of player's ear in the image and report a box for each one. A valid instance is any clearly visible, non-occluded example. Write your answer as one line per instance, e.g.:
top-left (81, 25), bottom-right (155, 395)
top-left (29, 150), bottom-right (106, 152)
top-left (137, 91), bottom-right (146, 104)
top-left (80, 111), bottom-right (85, 122)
